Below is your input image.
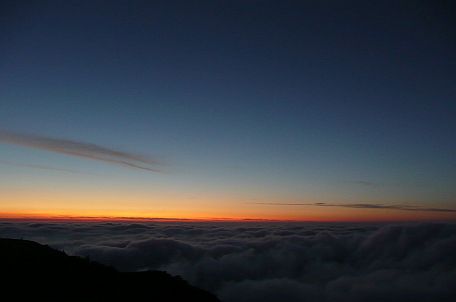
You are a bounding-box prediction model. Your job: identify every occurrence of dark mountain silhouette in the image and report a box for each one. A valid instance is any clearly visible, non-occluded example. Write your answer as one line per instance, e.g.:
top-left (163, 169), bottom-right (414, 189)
top-left (0, 238), bottom-right (219, 302)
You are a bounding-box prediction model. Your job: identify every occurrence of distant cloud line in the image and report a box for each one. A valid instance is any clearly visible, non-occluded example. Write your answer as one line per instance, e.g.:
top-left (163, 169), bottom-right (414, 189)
top-left (0, 129), bottom-right (161, 172)
top-left (254, 202), bottom-right (456, 213)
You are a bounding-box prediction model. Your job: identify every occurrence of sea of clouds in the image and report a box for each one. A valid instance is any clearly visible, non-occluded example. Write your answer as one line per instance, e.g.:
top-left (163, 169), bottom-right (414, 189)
top-left (1, 221), bottom-right (455, 302)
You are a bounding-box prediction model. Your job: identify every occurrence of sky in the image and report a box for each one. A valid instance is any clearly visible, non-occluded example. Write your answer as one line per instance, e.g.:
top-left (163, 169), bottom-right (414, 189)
top-left (0, 0), bottom-right (455, 221)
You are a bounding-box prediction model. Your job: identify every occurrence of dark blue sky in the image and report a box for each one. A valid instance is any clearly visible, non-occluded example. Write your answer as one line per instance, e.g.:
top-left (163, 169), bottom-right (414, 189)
top-left (0, 1), bottom-right (455, 219)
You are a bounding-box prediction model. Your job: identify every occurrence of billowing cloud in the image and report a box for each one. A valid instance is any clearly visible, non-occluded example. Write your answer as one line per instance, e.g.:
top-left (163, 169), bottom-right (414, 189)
top-left (0, 221), bottom-right (455, 302)
top-left (253, 202), bottom-right (456, 213)
top-left (0, 129), bottom-right (161, 172)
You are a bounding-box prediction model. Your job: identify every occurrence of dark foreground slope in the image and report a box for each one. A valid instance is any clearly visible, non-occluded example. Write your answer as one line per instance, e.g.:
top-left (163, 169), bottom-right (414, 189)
top-left (0, 238), bottom-right (219, 302)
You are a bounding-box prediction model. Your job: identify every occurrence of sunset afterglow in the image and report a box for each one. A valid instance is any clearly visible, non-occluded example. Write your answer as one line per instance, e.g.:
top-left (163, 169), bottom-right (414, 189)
top-left (1, 1), bottom-right (455, 222)
top-left (1, 2), bottom-right (456, 301)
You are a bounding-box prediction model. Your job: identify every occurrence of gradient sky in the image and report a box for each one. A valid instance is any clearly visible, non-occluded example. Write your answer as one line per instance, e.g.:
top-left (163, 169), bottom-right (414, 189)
top-left (1, 0), bottom-right (455, 221)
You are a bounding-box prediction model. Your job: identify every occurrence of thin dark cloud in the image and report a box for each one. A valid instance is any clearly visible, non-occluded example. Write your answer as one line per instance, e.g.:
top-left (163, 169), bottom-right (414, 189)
top-left (253, 202), bottom-right (456, 213)
top-left (0, 130), bottom-right (161, 172)
top-left (349, 180), bottom-right (376, 186)
top-left (0, 160), bottom-right (84, 174)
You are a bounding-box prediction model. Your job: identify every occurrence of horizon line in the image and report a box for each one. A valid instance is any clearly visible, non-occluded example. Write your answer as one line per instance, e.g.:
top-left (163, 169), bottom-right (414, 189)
top-left (1, 212), bottom-right (455, 224)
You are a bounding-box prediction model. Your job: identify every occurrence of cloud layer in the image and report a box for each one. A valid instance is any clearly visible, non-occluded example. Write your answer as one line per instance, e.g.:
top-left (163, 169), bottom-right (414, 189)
top-left (0, 130), bottom-right (161, 172)
top-left (1, 221), bottom-right (455, 302)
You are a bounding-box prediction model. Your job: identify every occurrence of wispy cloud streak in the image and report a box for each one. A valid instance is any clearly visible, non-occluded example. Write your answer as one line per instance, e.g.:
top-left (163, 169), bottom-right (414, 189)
top-left (350, 180), bottom-right (376, 186)
top-left (0, 130), bottom-right (161, 172)
top-left (253, 202), bottom-right (456, 213)
top-left (0, 160), bottom-right (83, 174)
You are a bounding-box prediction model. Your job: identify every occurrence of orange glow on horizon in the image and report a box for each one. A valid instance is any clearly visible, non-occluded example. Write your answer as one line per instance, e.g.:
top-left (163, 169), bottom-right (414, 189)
top-left (1, 189), bottom-right (455, 223)
top-left (1, 208), bottom-right (455, 223)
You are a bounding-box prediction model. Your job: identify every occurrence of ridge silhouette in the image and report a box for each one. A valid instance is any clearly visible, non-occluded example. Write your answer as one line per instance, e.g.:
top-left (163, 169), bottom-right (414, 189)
top-left (0, 238), bottom-right (219, 302)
